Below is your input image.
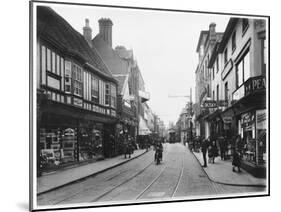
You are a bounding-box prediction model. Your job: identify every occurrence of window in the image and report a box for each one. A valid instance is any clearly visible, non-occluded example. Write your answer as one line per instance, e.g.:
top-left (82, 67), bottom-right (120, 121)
top-left (105, 83), bottom-right (110, 106)
top-left (46, 48), bottom-right (51, 72)
top-left (110, 84), bottom-right (116, 108)
top-left (242, 19), bottom-right (249, 32)
top-left (213, 90), bottom-right (215, 101)
top-left (41, 45), bottom-right (46, 85)
top-left (224, 48), bottom-right (228, 65)
top-left (216, 84), bottom-right (219, 102)
top-left (52, 52), bottom-right (56, 73)
top-left (73, 63), bottom-right (83, 96)
top-left (232, 31), bottom-right (236, 52)
top-left (91, 76), bottom-right (99, 102)
top-left (56, 55), bottom-right (60, 75)
top-left (60, 58), bottom-right (64, 91)
top-left (212, 67), bottom-right (215, 80)
top-left (207, 84), bottom-right (210, 97)
top-left (64, 61), bottom-right (72, 93)
top-left (236, 50), bottom-right (250, 88)
top-left (216, 57), bottom-right (219, 73)
top-left (225, 82), bottom-right (228, 101)
top-left (261, 38), bottom-right (267, 75)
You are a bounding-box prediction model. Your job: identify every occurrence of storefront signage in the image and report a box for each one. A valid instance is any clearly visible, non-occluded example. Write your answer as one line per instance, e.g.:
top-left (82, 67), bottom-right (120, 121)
top-left (241, 112), bottom-right (255, 130)
top-left (244, 76), bottom-right (266, 96)
top-left (73, 97), bottom-right (83, 107)
top-left (233, 85), bottom-right (245, 101)
top-left (218, 100), bottom-right (228, 107)
top-left (256, 109), bottom-right (266, 130)
top-left (202, 100), bottom-right (217, 108)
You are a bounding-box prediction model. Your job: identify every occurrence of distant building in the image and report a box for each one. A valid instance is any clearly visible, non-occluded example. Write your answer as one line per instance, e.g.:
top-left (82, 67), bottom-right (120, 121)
top-left (194, 23), bottom-right (223, 139)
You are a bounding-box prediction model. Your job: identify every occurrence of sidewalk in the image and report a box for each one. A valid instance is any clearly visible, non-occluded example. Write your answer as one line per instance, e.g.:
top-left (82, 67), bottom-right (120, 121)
top-left (192, 151), bottom-right (266, 187)
top-left (37, 149), bottom-right (148, 195)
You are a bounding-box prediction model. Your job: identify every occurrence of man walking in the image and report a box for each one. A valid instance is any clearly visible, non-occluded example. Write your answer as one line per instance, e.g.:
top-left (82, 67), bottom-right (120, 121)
top-left (201, 137), bottom-right (208, 167)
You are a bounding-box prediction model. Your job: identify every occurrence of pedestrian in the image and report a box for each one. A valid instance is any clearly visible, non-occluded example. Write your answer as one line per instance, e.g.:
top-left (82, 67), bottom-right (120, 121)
top-left (201, 137), bottom-right (208, 167)
top-left (218, 136), bottom-right (226, 160)
top-left (232, 148), bottom-right (242, 172)
top-left (209, 140), bottom-right (218, 163)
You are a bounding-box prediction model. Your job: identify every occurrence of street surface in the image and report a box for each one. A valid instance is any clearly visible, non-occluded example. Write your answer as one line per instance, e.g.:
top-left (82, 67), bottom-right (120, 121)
top-left (37, 143), bottom-right (265, 206)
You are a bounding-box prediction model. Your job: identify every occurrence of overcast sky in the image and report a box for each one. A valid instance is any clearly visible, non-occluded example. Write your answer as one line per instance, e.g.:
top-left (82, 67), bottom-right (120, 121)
top-left (41, 3), bottom-right (230, 127)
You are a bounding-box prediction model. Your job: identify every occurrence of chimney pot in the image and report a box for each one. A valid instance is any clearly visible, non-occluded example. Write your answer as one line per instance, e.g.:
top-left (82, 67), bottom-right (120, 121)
top-left (98, 18), bottom-right (113, 47)
top-left (83, 18), bottom-right (92, 47)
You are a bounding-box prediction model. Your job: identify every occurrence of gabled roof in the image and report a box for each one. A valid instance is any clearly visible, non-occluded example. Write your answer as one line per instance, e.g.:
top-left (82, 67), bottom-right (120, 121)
top-left (92, 34), bottom-right (129, 76)
top-left (37, 6), bottom-right (115, 82)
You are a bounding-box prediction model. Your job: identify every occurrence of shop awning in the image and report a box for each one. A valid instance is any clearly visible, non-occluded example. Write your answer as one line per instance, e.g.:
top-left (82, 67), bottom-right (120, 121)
top-left (138, 116), bottom-right (151, 135)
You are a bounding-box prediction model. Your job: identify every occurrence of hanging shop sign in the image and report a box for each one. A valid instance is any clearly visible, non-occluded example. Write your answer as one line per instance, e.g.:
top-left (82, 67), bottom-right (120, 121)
top-left (241, 112), bottom-right (255, 130)
top-left (202, 100), bottom-right (217, 108)
top-left (256, 109), bottom-right (266, 130)
top-left (244, 76), bottom-right (266, 96)
top-left (233, 85), bottom-right (245, 101)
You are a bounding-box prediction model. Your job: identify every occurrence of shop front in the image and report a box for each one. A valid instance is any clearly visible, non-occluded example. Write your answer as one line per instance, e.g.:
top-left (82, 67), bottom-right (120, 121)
top-left (231, 75), bottom-right (266, 177)
top-left (38, 100), bottom-right (117, 174)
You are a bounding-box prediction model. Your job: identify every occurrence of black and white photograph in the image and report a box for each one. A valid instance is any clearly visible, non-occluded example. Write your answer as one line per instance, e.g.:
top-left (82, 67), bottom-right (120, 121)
top-left (29, 0), bottom-right (269, 211)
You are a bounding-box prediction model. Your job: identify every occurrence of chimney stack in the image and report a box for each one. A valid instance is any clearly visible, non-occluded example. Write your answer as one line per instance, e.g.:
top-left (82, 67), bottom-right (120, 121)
top-left (98, 18), bottom-right (113, 47)
top-left (209, 22), bottom-right (216, 41)
top-left (83, 18), bottom-right (92, 47)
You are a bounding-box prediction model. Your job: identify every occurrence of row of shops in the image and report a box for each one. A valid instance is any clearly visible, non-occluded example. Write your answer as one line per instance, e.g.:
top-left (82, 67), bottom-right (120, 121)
top-left (196, 76), bottom-right (266, 177)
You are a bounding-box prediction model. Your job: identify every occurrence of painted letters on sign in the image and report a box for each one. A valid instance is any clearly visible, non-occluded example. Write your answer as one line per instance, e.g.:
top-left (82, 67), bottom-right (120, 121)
top-left (245, 76), bottom-right (266, 96)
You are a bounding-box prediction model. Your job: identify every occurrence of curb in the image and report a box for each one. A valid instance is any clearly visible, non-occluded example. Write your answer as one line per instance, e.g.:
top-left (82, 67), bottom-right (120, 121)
top-left (190, 149), bottom-right (266, 188)
top-left (37, 150), bottom-right (150, 195)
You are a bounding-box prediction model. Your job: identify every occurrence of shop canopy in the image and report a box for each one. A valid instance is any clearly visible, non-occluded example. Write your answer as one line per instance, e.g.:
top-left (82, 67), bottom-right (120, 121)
top-left (138, 115), bottom-right (151, 135)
